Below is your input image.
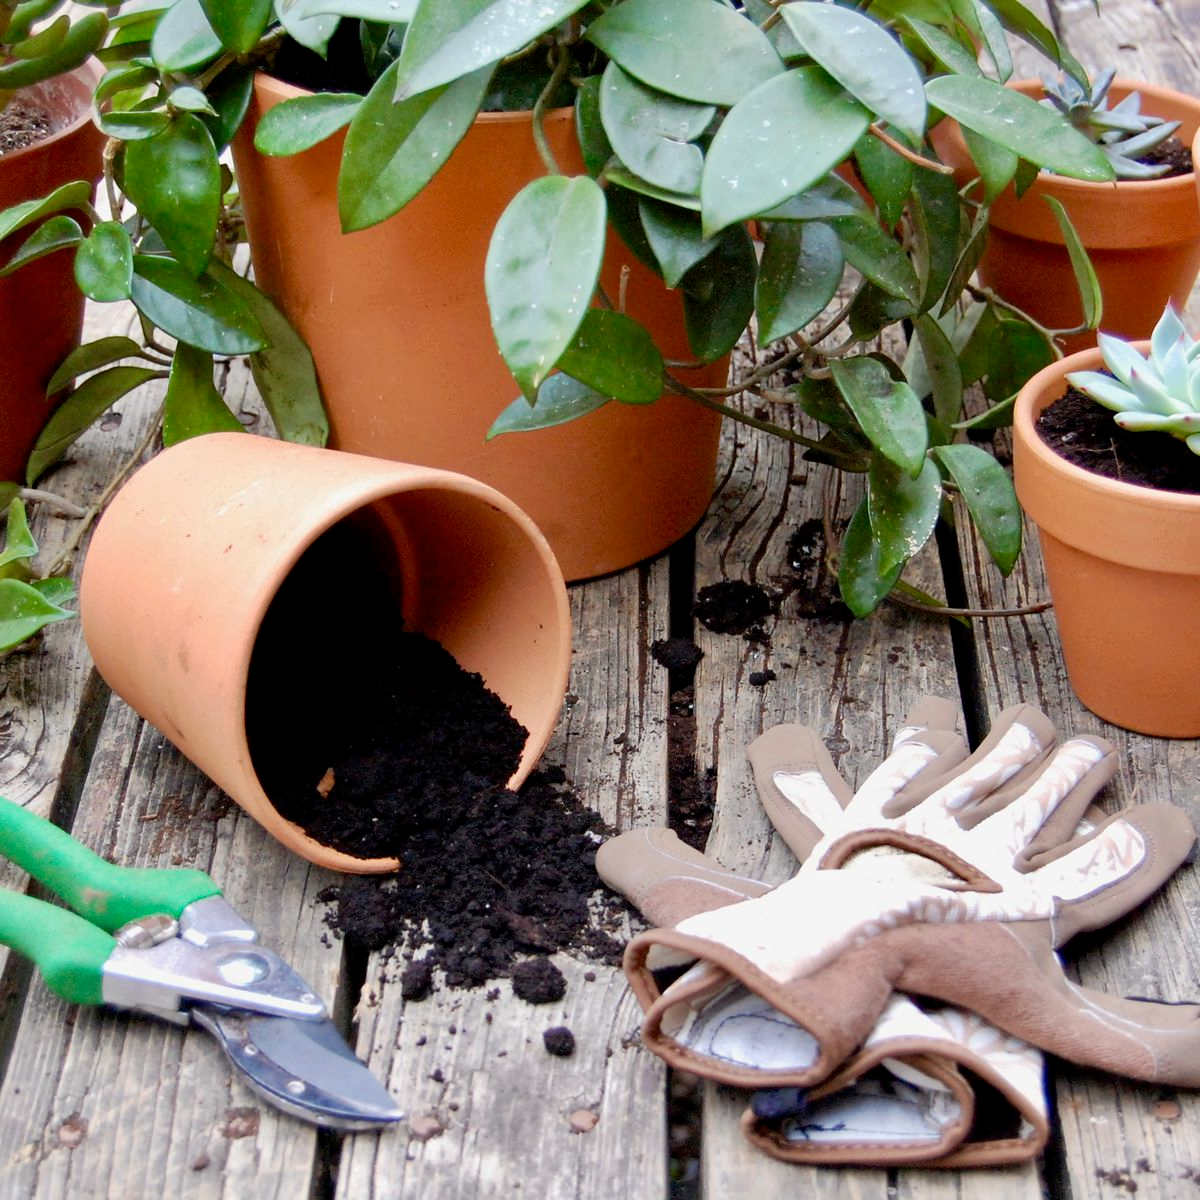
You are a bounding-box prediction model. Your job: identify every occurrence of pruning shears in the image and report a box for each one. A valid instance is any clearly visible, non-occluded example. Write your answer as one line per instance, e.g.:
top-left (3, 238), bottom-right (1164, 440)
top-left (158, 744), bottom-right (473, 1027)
top-left (0, 794), bottom-right (403, 1130)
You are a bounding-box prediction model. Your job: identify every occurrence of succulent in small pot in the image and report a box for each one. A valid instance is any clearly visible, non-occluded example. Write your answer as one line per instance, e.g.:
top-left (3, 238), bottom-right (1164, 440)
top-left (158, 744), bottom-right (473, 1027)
top-left (0, 0), bottom-right (1126, 614)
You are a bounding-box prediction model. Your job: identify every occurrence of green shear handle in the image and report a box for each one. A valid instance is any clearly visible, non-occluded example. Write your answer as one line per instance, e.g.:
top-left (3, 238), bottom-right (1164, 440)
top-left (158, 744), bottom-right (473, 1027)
top-left (0, 795), bottom-right (219, 1006)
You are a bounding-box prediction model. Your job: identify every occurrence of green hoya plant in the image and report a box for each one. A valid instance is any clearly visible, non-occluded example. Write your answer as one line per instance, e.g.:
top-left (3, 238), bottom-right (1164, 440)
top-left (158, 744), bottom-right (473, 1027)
top-left (0, 496), bottom-right (75, 655)
top-left (1, 0), bottom-right (1118, 616)
top-left (1040, 66), bottom-right (1182, 180)
top-left (1066, 304), bottom-right (1200, 452)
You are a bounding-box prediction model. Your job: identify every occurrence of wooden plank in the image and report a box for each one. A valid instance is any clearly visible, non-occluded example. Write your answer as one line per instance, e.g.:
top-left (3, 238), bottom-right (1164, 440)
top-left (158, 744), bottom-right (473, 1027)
top-left (957, 0), bottom-right (1200, 1196)
top-left (335, 563), bottom-right (672, 1199)
top-left (690, 353), bottom-right (1043, 1197)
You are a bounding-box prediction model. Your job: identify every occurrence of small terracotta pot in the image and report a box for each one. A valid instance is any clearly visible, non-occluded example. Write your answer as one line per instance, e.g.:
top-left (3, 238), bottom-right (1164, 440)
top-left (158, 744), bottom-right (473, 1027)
top-left (1013, 346), bottom-right (1200, 736)
top-left (231, 74), bottom-right (726, 582)
top-left (0, 66), bottom-right (104, 483)
top-left (934, 79), bottom-right (1200, 356)
top-left (80, 433), bottom-right (572, 872)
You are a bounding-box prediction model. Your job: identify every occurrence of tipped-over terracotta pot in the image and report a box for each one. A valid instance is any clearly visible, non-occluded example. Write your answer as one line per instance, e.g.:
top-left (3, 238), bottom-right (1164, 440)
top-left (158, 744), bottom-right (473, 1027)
top-left (1013, 345), bottom-right (1200, 736)
top-left (0, 66), bottom-right (104, 484)
top-left (80, 433), bottom-right (572, 871)
top-left (231, 75), bottom-right (726, 582)
top-left (934, 79), bottom-right (1200, 356)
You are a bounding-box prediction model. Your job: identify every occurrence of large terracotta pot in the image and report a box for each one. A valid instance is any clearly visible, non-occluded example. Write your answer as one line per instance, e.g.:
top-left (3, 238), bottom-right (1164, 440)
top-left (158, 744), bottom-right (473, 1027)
top-left (1013, 346), bottom-right (1200, 736)
top-left (80, 433), bottom-right (572, 872)
top-left (231, 74), bottom-right (726, 582)
top-left (0, 66), bottom-right (103, 484)
top-left (934, 79), bottom-right (1200, 356)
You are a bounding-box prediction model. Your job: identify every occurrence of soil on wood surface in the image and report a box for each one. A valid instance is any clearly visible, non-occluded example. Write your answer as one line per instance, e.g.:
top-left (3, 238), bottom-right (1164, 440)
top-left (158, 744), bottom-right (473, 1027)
top-left (0, 98), bottom-right (52, 156)
top-left (246, 517), bottom-right (625, 994)
top-left (782, 519), bottom-right (854, 622)
top-left (693, 580), bottom-right (774, 636)
top-left (1037, 388), bottom-right (1200, 494)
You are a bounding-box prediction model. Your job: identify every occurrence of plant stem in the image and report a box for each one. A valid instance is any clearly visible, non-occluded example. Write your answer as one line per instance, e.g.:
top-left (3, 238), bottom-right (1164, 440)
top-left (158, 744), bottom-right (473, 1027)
top-left (46, 414), bottom-right (162, 579)
top-left (532, 44), bottom-right (571, 176)
top-left (867, 124), bottom-right (954, 175)
top-left (663, 373), bottom-right (827, 453)
top-left (18, 489), bottom-right (87, 518)
top-left (885, 592), bottom-right (1053, 619)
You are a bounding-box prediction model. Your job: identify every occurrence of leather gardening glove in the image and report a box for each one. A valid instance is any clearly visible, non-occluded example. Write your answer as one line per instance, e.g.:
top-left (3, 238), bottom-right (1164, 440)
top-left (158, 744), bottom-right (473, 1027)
top-left (598, 824), bottom-right (1049, 1168)
top-left (621, 701), bottom-right (1199, 1095)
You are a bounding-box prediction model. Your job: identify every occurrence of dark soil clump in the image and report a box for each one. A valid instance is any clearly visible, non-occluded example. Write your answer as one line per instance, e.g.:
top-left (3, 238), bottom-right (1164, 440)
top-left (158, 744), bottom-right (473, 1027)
top-left (0, 99), bottom-right (52, 156)
top-left (693, 580), bottom-right (773, 635)
top-left (651, 637), bottom-right (703, 681)
top-left (512, 957), bottom-right (567, 1004)
top-left (543, 1026), bottom-right (576, 1056)
top-left (246, 519), bottom-right (625, 995)
top-left (1037, 388), bottom-right (1200, 494)
top-left (783, 520), bottom-right (854, 622)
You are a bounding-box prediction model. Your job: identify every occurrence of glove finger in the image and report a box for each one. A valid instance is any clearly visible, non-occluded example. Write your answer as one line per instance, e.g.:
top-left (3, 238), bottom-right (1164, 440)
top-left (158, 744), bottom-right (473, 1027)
top-left (747, 723), bottom-right (852, 859)
top-left (1024, 801), bottom-right (1195, 943)
top-left (595, 827), bottom-right (769, 929)
top-left (741, 1002), bottom-right (1049, 1168)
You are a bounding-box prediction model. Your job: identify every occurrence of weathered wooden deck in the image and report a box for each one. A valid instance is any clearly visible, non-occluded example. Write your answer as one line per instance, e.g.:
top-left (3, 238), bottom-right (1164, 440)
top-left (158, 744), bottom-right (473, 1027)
top-left (2, 1), bottom-right (1199, 1196)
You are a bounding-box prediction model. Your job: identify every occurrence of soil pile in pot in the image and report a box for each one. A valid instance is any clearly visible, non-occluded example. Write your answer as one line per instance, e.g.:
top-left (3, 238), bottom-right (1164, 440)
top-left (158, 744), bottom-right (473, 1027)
top-left (1036, 387), bottom-right (1200, 493)
top-left (245, 522), bottom-right (624, 992)
top-left (0, 99), bottom-right (53, 155)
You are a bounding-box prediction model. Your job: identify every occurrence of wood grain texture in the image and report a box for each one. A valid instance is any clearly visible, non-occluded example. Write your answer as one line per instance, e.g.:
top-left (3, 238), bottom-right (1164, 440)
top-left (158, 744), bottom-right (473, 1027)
top-left (335, 564), bottom-right (672, 1200)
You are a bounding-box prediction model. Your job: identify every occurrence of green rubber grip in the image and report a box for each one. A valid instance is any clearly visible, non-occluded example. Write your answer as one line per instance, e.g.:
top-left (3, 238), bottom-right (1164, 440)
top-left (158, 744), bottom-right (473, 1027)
top-left (0, 796), bottom-right (219, 933)
top-left (0, 890), bottom-right (110, 1005)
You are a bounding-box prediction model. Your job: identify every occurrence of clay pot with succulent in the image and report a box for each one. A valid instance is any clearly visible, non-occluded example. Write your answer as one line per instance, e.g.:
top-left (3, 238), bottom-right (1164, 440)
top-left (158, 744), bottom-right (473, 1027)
top-left (1013, 305), bottom-right (1200, 736)
top-left (934, 68), bottom-right (1200, 356)
top-left (0, 0), bottom-right (1123, 609)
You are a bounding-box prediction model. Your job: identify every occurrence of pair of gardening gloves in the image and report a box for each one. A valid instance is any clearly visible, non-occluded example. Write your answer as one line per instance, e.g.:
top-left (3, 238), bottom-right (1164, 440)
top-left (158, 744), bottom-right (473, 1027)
top-left (597, 697), bottom-right (1199, 1168)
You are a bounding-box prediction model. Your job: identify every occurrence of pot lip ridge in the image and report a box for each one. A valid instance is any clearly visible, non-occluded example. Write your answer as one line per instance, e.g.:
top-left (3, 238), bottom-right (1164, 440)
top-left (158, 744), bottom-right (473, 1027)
top-left (1014, 342), bottom-right (1200, 513)
top-left (0, 61), bottom-right (101, 170)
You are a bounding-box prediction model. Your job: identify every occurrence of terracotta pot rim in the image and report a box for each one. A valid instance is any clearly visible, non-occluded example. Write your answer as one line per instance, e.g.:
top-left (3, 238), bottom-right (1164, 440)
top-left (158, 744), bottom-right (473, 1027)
top-left (1015, 343), bottom-right (1200, 512)
top-left (251, 69), bottom-right (572, 124)
top-left (0, 62), bottom-right (100, 170)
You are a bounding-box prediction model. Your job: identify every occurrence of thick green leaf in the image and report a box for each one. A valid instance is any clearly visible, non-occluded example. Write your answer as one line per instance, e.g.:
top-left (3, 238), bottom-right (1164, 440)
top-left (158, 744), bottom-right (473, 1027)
top-left (925, 76), bottom-right (1113, 181)
top-left (129, 255), bottom-right (267, 355)
top-left (484, 175), bottom-right (607, 401)
top-left (162, 343), bottom-right (243, 445)
top-left (901, 16), bottom-right (982, 76)
top-left (959, 123), bottom-right (1020, 204)
top-left (606, 189), bottom-right (662, 275)
top-left (197, 66), bottom-right (255, 151)
top-left (586, 0), bottom-right (784, 107)
top-left (95, 63), bottom-right (161, 106)
top-left (604, 166), bottom-right (701, 210)
top-left (393, 0), bottom-right (589, 101)
top-left (30, 576), bottom-right (75, 608)
top-left (982, 317), bottom-right (1055, 404)
top-left (574, 75), bottom-right (611, 178)
top-left (0, 181), bottom-right (92, 244)
top-left (254, 93), bottom-right (362, 156)
top-left (867, 454), bottom-right (942, 574)
top-left (932, 443), bottom-right (1021, 573)
top-left (639, 199), bottom-right (716, 288)
top-left (853, 134), bottom-right (912, 229)
top-left (984, 0), bottom-right (1086, 88)
top-left (207, 261), bottom-right (329, 445)
top-left (0, 578), bottom-right (75, 652)
top-left (910, 164), bottom-right (961, 311)
top-left (47, 336), bottom-right (151, 394)
top-left (911, 312), bottom-right (964, 428)
top-left (150, 0), bottom-right (222, 72)
top-left (0, 499), bottom-right (37, 571)
top-left (781, 2), bottom-right (927, 142)
top-left (599, 62), bottom-right (713, 196)
top-left (123, 114), bottom-right (220, 277)
top-left (74, 221), bottom-right (134, 302)
top-left (1044, 195), bottom-right (1102, 331)
top-left (287, 0), bottom-right (415, 20)
top-left (831, 356), bottom-right (928, 476)
top-left (0, 215), bottom-right (82, 275)
top-left (26, 366), bottom-right (162, 483)
top-left (831, 213), bottom-right (920, 303)
top-left (198, 0), bottom-right (271, 52)
top-left (838, 496), bottom-right (903, 617)
top-left (974, 2), bottom-right (1012, 81)
top-left (339, 60), bottom-right (492, 233)
top-left (98, 109), bottom-right (171, 140)
top-left (756, 173), bottom-right (866, 222)
top-left (488, 374), bottom-right (610, 438)
top-left (8, 16), bottom-right (70, 62)
top-left (938, 207), bottom-right (989, 318)
top-left (275, 0), bottom-right (338, 53)
top-left (555, 309), bottom-right (663, 405)
top-left (845, 280), bottom-right (916, 340)
top-left (756, 221), bottom-right (843, 344)
top-left (682, 223), bottom-right (756, 360)
top-left (701, 66), bottom-right (869, 236)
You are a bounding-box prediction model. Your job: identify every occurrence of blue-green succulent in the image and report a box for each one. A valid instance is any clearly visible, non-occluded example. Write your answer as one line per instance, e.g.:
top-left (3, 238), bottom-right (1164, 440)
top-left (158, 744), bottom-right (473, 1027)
top-left (1066, 305), bottom-right (1200, 454)
top-left (1040, 68), bottom-right (1182, 179)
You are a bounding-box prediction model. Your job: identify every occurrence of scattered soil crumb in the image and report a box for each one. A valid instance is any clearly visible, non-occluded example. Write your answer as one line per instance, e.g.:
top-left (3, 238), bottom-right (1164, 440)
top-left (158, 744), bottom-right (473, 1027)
top-left (1155, 1099), bottom-right (1182, 1121)
top-left (651, 637), bottom-right (703, 680)
top-left (569, 1109), bottom-right (599, 1133)
top-left (693, 580), bottom-right (773, 634)
top-left (748, 669), bottom-right (776, 687)
top-left (511, 958), bottom-right (567, 1004)
top-left (782, 520), bottom-right (853, 622)
top-left (56, 1115), bottom-right (87, 1149)
top-left (543, 1026), bottom-right (576, 1056)
top-left (191, 1153), bottom-right (210, 1171)
top-left (1095, 1166), bottom-right (1139, 1193)
top-left (401, 960), bottom-right (434, 1002)
top-left (221, 1108), bottom-right (260, 1140)
top-left (409, 1115), bottom-right (444, 1142)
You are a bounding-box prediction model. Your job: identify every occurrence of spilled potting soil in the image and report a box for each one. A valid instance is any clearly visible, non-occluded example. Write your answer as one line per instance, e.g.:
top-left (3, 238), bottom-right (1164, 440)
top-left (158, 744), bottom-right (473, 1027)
top-left (245, 520), bottom-right (624, 994)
